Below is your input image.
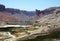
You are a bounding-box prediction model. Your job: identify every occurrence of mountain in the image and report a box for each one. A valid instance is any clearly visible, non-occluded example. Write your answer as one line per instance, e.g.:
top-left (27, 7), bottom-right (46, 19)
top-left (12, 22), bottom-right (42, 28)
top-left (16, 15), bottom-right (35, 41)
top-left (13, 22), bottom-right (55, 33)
top-left (0, 12), bottom-right (17, 25)
top-left (37, 8), bottom-right (60, 24)
top-left (5, 8), bottom-right (36, 17)
top-left (0, 4), bottom-right (60, 25)
top-left (0, 4), bottom-right (36, 25)
top-left (35, 7), bottom-right (60, 20)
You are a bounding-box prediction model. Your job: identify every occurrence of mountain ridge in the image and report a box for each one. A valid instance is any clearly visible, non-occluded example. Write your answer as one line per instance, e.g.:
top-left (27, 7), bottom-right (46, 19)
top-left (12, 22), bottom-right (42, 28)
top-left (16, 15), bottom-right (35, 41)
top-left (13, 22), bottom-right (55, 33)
top-left (0, 4), bottom-right (60, 25)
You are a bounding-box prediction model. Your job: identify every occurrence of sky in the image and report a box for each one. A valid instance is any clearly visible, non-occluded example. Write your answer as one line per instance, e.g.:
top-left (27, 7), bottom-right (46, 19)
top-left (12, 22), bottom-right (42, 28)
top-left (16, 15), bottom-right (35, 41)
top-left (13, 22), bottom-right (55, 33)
top-left (0, 0), bottom-right (60, 11)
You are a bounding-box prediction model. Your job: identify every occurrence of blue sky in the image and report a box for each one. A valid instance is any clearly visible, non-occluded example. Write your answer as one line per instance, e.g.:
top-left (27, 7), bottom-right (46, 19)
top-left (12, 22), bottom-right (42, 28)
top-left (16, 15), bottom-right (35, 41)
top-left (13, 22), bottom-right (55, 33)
top-left (0, 0), bottom-right (60, 11)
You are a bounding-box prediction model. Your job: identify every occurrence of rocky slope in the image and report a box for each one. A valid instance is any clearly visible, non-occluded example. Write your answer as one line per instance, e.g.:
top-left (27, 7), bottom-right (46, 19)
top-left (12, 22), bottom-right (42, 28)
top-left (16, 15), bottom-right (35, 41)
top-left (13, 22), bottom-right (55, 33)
top-left (15, 8), bottom-right (60, 41)
top-left (0, 12), bottom-right (17, 25)
top-left (17, 9), bottom-right (60, 41)
top-left (38, 8), bottom-right (60, 24)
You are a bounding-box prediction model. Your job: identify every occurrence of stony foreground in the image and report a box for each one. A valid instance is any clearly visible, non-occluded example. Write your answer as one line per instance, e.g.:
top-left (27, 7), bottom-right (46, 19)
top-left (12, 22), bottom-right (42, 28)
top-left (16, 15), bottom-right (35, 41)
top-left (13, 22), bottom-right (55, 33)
top-left (0, 24), bottom-right (60, 41)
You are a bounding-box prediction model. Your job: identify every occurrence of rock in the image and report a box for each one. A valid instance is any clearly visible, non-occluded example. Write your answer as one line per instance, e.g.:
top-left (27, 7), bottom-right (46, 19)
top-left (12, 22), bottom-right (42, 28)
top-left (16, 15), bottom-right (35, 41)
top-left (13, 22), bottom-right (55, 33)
top-left (36, 9), bottom-right (41, 16)
top-left (0, 32), bottom-right (16, 41)
top-left (36, 9), bottom-right (45, 17)
top-left (0, 4), bottom-right (5, 11)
